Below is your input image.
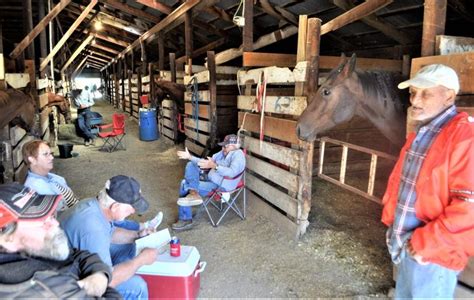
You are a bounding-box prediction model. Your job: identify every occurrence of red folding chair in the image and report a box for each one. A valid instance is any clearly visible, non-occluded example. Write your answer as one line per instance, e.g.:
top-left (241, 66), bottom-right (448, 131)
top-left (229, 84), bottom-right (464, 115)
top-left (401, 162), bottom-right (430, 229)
top-left (98, 113), bottom-right (126, 152)
top-left (201, 168), bottom-right (246, 227)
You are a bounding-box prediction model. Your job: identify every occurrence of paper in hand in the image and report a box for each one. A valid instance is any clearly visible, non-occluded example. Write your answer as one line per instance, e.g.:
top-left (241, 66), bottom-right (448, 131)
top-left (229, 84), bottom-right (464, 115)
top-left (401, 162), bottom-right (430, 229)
top-left (135, 228), bottom-right (171, 255)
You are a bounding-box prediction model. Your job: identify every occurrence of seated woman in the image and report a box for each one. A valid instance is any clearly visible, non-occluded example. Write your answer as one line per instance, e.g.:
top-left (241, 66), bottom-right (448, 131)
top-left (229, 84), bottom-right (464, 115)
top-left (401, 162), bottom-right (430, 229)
top-left (22, 140), bottom-right (162, 229)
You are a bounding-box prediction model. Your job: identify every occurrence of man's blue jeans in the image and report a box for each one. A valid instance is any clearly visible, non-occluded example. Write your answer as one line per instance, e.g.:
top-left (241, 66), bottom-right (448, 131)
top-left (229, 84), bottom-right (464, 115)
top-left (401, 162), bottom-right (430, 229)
top-left (110, 240), bottom-right (148, 300)
top-left (77, 109), bottom-right (95, 140)
top-left (178, 161), bottom-right (218, 221)
top-left (395, 249), bottom-right (458, 299)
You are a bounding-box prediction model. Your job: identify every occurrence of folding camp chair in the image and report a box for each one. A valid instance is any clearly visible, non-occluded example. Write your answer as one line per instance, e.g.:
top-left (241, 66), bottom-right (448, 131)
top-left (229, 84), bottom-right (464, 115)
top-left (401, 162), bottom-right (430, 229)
top-left (98, 113), bottom-right (126, 152)
top-left (201, 169), bottom-right (246, 227)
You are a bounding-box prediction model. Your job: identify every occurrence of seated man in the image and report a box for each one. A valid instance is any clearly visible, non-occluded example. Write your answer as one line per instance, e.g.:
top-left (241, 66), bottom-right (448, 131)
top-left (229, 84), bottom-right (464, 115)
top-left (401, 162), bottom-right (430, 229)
top-left (172, 134), bottom-right (246, 231)
top-left (76, 85), bottom-right (97, 146)
top-left (0, 183), bottom-right (121, 299)
top-left (59, 175), bottom-right (159, 300)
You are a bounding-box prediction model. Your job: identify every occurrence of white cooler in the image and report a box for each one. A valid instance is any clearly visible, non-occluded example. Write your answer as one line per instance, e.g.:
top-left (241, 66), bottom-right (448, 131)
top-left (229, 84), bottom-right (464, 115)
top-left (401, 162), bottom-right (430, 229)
top-left (137, 245), bottom-right (206, 299)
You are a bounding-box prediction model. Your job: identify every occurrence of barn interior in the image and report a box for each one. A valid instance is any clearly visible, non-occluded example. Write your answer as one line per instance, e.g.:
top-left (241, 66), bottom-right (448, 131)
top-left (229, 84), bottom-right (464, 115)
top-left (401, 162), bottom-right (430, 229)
top-left (1, 0), bottom-right (473, 298)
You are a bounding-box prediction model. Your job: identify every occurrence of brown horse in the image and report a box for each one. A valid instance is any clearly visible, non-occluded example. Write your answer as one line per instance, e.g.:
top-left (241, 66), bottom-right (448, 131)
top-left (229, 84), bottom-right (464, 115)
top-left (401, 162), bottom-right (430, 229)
top-left (0, 87), bottom-right (38, 135)
top-left (47, 92), bottom-right (72, 123)
top-left (153, 80), bottom-right (185, 110)
top-left (296, 54), bottom-right (407, 147)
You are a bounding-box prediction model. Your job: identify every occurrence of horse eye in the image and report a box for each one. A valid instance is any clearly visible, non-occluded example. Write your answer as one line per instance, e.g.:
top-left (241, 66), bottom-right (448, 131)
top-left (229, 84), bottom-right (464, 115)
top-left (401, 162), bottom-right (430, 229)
top-left (322, 89), bottom-right (331, 96)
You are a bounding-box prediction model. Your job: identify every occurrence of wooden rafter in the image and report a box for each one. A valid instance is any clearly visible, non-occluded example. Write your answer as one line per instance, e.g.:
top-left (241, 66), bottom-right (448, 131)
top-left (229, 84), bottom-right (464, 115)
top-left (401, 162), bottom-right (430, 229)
top-left (40, 0), bottom-right (98, 71)
top-left (91, 42), bottom-right (120, 54)
top-left (86, 49), bottom-right (113, 60)
top-left (100, 0), bottom-right (160, 23)
top-left (333, 0), bottom-right (413, 45)
top-left (135, 0), bottom-right (172, 14)
top-left (10, 0), bottom-right (72, 59)
top-left (176, 37), bottom-right (227, 64)
top-left (72, 55), bottom-right (89, 78)
top-left (94, 32), bottom-right (130, 48)
top-left (88, 55), bottom-right (108, 64)
top-left (321, 0), bottom-right (393, 35)
top-left (61, 34), bottom-right (94, 72)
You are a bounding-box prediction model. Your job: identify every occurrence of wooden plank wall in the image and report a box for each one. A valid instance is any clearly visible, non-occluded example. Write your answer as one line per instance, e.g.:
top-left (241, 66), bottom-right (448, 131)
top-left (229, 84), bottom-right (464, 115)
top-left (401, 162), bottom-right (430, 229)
top-left (130, 74), bottom-right (139, 119)
top-left (158, 62), bottom-right (185, 144)
top-left (182, 51), bottom-right (239, 157)
top-left (236, 16), bottom-right (316, 239)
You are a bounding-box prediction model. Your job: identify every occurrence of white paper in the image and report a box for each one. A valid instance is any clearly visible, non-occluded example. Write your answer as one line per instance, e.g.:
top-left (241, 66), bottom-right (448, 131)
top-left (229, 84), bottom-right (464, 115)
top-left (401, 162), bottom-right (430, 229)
top-left (135, 228), bottom-right (171, 255)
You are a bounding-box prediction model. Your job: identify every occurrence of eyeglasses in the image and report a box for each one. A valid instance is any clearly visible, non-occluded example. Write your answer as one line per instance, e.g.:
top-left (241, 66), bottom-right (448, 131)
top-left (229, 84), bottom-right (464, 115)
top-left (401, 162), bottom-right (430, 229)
top-left (39, 151), bottom-right (54, 157)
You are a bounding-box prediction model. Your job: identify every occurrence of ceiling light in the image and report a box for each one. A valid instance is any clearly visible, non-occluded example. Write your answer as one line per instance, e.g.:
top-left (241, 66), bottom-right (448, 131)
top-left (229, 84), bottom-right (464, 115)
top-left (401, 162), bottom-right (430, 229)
top-left (94, 21), bottom-right (103, 31)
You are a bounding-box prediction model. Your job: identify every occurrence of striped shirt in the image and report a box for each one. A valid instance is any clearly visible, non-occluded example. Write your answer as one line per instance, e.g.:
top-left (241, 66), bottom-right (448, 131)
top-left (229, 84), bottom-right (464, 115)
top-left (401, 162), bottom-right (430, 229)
top-left (387, 105), bottom-right (458, 264)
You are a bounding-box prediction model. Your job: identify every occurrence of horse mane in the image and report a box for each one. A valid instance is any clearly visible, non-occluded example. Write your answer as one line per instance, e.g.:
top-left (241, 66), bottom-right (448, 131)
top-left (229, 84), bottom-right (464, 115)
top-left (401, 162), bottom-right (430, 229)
top-left (355, 70), bottom-right (407, 114)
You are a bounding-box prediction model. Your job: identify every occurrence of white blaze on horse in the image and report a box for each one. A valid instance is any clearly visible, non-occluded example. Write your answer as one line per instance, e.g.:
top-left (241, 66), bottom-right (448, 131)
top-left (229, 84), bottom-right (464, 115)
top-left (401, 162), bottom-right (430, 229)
top-left (296, 54), bottom-right (407, 148)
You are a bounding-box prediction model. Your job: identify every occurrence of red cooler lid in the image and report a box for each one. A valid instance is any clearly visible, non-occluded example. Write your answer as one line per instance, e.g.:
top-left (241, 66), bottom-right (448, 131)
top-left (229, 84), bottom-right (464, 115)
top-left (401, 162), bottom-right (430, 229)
top-left (137, 245), bottom-right (200, 277)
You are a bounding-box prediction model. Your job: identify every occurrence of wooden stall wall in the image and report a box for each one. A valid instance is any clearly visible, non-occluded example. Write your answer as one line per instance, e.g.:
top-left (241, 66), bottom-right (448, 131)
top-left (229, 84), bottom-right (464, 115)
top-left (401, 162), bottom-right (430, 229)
top-left (130, 74), bottom-right (139, 119)
top-left (183, 52), bottom-right (239, 157)
top-left (237, 17), bottom-right (315, 239)
top-left (408, 49), bottom-right (474, 299)
top-left (158, 69), bottom-right (184, 144)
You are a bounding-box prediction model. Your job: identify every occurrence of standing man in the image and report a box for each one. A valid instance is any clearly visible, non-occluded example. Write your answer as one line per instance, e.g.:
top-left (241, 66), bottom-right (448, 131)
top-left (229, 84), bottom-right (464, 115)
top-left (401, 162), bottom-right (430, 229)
top-left (59, 175), bottom-right (158, 300)
top-left (76, 85), bottom-right (97, 146)
top-left (0, 183), bottom-right (121, 299)
top-left (172, 134), bottom-right (246, 231)
top-left (382, 64), bottom-right (474, 298)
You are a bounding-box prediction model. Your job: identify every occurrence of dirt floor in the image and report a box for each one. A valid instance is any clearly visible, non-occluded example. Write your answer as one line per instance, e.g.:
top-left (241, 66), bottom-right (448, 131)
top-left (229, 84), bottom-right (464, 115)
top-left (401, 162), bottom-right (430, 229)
top-left (55, 99), bottom-right (394, 298)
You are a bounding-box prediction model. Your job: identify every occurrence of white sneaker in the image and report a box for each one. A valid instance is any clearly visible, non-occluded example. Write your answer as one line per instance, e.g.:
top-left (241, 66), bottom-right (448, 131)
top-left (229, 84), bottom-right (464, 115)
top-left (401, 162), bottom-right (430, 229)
top-left (144, 211), bottom-right (163, 230)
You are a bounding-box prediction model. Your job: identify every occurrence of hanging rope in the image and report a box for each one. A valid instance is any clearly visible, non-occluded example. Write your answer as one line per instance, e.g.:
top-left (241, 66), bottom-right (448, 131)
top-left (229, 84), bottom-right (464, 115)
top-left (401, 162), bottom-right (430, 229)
top-left (256, 71), bottom-right (267, 145)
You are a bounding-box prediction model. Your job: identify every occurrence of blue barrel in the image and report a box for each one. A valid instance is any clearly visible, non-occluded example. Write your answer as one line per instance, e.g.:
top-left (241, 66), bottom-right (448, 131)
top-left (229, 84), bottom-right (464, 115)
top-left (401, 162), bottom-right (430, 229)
top-left (139, 109), bottom-right (159, 141)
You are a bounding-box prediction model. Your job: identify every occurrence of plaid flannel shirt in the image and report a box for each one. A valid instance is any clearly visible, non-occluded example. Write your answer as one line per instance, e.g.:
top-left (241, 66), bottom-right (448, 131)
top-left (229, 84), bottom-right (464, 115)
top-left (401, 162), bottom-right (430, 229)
top-left (387, 105), bottom-right (458, 264)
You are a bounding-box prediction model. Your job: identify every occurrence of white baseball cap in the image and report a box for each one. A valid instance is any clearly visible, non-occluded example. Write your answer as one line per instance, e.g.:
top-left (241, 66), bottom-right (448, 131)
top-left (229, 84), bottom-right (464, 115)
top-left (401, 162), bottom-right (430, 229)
top-left (398, 64), bottom-right (460, 94)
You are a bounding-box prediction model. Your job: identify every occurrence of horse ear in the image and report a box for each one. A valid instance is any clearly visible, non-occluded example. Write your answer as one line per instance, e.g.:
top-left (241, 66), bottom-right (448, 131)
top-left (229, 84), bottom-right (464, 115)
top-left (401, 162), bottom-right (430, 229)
top-left (340, 53), bottom-right (356, 77)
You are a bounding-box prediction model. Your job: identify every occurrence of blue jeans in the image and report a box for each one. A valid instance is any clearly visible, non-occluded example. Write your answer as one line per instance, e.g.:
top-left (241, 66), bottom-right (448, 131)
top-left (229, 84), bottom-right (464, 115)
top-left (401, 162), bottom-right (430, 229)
top-left (178, 161), bottom-right (218, 221)
top-left (114, 220), bottom-right (140, 231)
top-left (110, 241), bottom-right (148, 299)
top-left (77, 109), bottom-right (95, 140)
top-left (395, 249), bottom-right (458, 299)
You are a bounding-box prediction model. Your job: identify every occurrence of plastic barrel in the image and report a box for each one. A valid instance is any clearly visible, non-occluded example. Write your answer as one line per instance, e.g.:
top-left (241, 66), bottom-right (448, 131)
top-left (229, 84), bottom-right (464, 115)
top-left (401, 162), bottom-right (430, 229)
top-left (139, 109), bottom-right (159, 141)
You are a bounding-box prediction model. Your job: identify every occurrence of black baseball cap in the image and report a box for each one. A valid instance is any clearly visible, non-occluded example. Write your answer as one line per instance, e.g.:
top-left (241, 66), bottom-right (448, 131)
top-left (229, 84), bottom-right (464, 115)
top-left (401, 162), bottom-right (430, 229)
top-left (106, 175), bottom-right (149, 214)
top-left (0, 183), bottom-right (61, 228)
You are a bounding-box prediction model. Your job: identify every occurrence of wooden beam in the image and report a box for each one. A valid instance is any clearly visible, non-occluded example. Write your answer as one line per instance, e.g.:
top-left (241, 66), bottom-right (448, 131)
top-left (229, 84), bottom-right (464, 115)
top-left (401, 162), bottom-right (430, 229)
top-left (113, 0), bottom-right (201, 62)
top-left (61, 34), bottom-right (94, 72)
top-left (100, 0), bottom-right (161, 23)
top-left (321, 0), bottom-right (393, 35)
top-left (176, 37), bottom-right (227, 64)
top-left (86, 49), bottom-right (113, 60)
top-left (185, 11), bottom-right (193, 67)
top-left (40, 0), bottom-right (97, 71)
top-left (135, 0), bottom-right (172, 14)
top-left (91, 42), bottom-right (120, 55)
top-left (94, 32), bottom-right (130, 48)
top-left (10, 0), bottom-right (72, 59)
top-left (72, 55), bottom-right (88, 78)
top-left (88, 55), bottom-right (109, 64)
top-left (215, 25), bottom-right (298, 65)
top-left (421, 0), bottom-right (447, 56)
top-left (243, 52), bottom-right (296, 67)
top-left (243, 0), bottom-right (254, 52)
top-left (333, 0), bottom-right (413, 45)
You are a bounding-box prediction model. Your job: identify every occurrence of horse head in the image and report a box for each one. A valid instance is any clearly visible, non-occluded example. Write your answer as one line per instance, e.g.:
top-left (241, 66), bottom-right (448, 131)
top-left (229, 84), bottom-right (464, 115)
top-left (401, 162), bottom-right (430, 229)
top-left (48, 92), bottom-right (72, 123)
top-left (297, 54), bottom-right (358, 141)
top-left (0, 85), bottom-right (39, 136)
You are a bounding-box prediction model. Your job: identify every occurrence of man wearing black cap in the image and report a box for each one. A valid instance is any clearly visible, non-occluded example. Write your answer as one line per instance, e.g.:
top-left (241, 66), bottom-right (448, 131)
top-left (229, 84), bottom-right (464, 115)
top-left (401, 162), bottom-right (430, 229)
top-left (59, 175), bottom-right (158, 300)
top-left (173, 134), bottom-right (246, 231)
top-left (0, 183), bottom-right (121, 299)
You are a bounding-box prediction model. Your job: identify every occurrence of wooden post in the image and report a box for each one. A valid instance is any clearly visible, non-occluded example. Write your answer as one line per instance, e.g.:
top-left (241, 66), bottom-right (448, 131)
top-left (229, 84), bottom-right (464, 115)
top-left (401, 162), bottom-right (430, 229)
top-left (158, 34), bottom-right (165, 71)
top-left (141, 41), bottom-right (147, 75)
top-left (305, 18), bottom-right (322, 102)
top-left (113, 63), bottom-right (119, 108)
top-left (169, 53), bottom-right (176, 83)
top-left (131, 50), bottom-right (135, 75)
top-left (295, 15), bottom-right (308, 96)
top-left (137, 68), bottom-right (142, 109)
top-left (421, 0), bottom-right (447, 56)
top-left (185, 11), bottom-right (193, 74)
top-left (23, 0), bottom-right (36, 60)
top-left (128, 70), bottom-right (133, 115)
top-left (122, 58), bottom-right (126, 111)
top-left (38, 0), bottom-right (47, 59)
top-left (148, 62), bottom-right (155, 108)
top-left (207, 51), bottom-right (217, 149)
top-left (243, 0), bottom-right (253, 52)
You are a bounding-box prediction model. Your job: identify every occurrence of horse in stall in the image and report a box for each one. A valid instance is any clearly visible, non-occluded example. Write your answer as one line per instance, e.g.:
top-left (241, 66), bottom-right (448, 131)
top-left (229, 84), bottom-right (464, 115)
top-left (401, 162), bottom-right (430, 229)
top-left (153, 79), bottom-right (186, 110)
top-left (296, 54), bottom-right (407, 149)
top-left (47, 92), bottom-right (72, 123)
top-left (0, 86), bottom-right (38, 136)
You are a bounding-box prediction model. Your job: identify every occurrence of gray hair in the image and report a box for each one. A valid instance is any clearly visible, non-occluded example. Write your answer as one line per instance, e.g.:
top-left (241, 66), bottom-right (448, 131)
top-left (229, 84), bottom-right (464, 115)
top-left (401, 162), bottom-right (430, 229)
top-left (97, 188), bottom-right (115, 208)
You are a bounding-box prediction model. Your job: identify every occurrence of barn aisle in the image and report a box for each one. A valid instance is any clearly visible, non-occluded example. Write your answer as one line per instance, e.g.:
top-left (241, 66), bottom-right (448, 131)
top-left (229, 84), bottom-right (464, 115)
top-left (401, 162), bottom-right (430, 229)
top-left (52, 99), bottom-right (392, 298)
